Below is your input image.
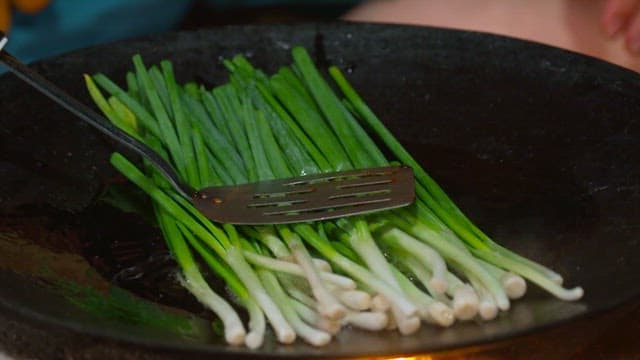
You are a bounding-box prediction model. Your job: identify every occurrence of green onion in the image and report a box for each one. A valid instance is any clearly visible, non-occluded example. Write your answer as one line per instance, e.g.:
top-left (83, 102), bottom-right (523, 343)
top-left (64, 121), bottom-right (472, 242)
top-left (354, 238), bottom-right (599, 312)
top-left (87, 45), bottom-right (583, 348)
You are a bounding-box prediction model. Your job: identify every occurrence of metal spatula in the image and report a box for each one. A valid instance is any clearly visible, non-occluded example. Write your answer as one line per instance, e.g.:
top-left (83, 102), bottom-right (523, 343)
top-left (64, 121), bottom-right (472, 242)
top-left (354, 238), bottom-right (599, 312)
top-left (0, 32), bottom-right (415, 224)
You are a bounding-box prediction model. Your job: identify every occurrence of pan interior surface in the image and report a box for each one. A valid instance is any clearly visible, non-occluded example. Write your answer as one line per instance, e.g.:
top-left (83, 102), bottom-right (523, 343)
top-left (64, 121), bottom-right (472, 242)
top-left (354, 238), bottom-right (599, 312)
top-left (0, 23), bottom-right (639, 358)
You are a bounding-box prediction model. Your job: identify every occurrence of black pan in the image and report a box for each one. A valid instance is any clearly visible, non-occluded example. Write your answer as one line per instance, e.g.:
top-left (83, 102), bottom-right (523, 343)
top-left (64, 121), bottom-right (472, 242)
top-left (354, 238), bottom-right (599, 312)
top-left (1, 23), bottom-right (639, 359)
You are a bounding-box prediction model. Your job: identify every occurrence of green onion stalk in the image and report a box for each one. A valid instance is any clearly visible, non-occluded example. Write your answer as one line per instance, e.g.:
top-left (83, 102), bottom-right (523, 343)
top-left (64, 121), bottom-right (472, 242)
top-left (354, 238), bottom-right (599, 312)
top-left (84, 46), bottom-right (583, 348)
top-left (88, 65), bottom-right (298, 347)
top-left (327, 63), bottom-right (582, 301)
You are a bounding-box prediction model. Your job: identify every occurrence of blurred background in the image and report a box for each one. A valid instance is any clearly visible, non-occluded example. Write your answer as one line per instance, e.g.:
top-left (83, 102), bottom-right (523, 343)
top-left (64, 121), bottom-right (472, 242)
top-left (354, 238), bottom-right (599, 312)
top-left (2, 0), bottom-right (640, 72)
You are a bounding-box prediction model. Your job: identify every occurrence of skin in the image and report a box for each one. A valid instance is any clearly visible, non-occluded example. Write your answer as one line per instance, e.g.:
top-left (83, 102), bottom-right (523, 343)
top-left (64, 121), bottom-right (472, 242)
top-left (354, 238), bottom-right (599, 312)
top-left (346, 0), bottom-right (640, 72)
top-left (602, 0), bottom-right (640, 53)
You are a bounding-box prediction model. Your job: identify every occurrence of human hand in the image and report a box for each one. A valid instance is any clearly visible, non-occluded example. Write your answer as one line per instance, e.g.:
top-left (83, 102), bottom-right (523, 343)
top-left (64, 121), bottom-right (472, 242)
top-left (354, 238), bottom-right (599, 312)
top-left (602, 0), bottom-right (640, 53)
top-left (0, 0), bottom-right (51, 32)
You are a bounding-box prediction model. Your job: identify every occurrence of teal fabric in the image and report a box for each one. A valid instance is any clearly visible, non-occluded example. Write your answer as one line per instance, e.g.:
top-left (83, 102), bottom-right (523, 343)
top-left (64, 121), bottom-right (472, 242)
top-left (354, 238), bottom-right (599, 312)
top-left (8, 1), bottom-right (193, 63)
top-left (5, 0), bottom-right (359, 63)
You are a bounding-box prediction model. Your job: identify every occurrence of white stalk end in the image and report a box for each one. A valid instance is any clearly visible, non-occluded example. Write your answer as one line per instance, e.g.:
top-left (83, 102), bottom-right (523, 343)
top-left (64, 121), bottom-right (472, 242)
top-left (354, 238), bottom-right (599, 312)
top-left (298, 326), bottom-right (332, 347)
top-left (397, 315), bottom-right (421, 335)
top-left (244, 331), bottom-right (264, 349)
top-left (478, 298), bottom-right (499, 321)
top-left (335, 289), bottom-right (371, 311)
top-left (554, 286), bottom-right (584, 301)
top-left (502, 272), bottom-right (527, 299)
top-left (345, 311), bottom-right (389, 331)
top-left (391, 305), bottom-right (421, 335)
top-left (452, 285), bottom-right (479, 321)
top-left (385, 310), bottom-right (397, 330)
top-left (427, 302), bottom-right (455, 327)
top-left (496, 297), bottom-right (511, 311)
top-left (244, 301), bottom-right (265, 349)
top-left (224, 325), bottom-right (246, 346)
top-left (429, 276), bottom-right (449, 295)
top-left (371, 294), bottom-right (391, 313)
top-left (274, 319), bottom-right (296, 344)
top-left (318, 301), bottom-right (348, 321)
top-left (317, 317), bottom-right (342, 335)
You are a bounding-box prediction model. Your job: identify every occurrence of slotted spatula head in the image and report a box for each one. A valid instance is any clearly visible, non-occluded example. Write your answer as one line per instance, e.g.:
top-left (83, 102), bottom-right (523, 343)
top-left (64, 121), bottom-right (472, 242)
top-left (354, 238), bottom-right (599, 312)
top-left (191, 165), bottom-right (415, 224)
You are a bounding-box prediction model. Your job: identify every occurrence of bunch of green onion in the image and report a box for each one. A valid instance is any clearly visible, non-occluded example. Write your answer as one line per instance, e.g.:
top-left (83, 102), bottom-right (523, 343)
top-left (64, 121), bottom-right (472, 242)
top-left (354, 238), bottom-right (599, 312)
top-left (84, 46), bottom-right (583, 348)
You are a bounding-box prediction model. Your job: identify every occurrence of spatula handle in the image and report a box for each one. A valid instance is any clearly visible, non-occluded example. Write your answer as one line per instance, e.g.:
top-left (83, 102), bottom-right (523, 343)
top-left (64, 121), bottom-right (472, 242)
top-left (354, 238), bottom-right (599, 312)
top-left (0, 31), bottom-right (191, 197)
